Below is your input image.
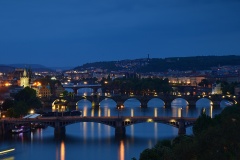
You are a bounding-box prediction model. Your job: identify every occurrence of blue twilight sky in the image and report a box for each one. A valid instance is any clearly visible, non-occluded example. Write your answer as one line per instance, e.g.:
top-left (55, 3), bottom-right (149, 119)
top-left (0, 0), bottom-right (240, 67)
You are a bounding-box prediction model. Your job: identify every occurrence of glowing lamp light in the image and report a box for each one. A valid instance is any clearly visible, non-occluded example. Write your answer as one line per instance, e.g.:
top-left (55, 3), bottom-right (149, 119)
top-left (147, 119), bottom-right (153, 122)
top-left (33, 82), bottom-right (41, 86)
top-left (125, 118), bottom-right (130, 122)
top-left (5, 82), bottom-right (11, 86)
top-left (30, 110), bottom-right (34, 114)
top-left (170, 119), bottom-right (176, 123)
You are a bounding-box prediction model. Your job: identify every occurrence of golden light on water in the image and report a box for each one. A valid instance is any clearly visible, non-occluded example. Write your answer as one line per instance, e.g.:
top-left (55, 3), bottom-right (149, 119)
top-left (119, 140), bottom-right (125, 160)
top-left (83, 106), bottom-right (87, 116)
top-left (91, 109), bottom-right (94, 117)
top-left (98, 109), bottom-right (101, 117)
top-left (210, 105), bottom-right (213, 118)
top-left (60, 141), bottom-right (65, 160)
top-left (108, 109), bottom-right (111, 117)
top-left (178, 108), bottom-right (182, 117)
top-left (131, 109), bottom-right (134, 117)
top-left (147, 118), bottom-right (153, 122)
top-left (154, 108), bottom-right (158, 117)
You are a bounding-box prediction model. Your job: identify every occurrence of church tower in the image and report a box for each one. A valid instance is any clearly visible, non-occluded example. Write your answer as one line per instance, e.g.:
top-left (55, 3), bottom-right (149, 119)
top-left (20, 69), bottom-right (30, 87)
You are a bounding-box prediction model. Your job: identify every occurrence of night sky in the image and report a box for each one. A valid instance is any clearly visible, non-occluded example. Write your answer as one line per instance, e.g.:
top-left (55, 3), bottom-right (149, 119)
top-left (1, 0), bottom-right (240, 67)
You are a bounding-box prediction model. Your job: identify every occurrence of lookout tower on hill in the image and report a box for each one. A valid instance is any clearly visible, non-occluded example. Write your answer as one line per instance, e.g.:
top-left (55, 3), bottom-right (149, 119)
top-left (20, 69), bottom-right (30, 88)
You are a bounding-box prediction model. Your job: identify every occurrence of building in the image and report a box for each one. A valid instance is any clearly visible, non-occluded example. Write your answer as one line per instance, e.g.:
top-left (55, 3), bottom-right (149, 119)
top-left (38, 85), bottom-right (51, 98)
top-left (212, 83), bottom-right (222, 95)
top-left (54, 84), bottom-right (65, 97)
top-left (20, 69), bottom-right (30, 88)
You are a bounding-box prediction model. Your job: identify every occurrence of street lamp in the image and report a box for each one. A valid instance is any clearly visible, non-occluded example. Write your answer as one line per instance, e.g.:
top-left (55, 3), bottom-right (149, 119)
top-left (30, 109), bottom-right (34, 114)
top-left (117, 105), bottom-right (124, 118)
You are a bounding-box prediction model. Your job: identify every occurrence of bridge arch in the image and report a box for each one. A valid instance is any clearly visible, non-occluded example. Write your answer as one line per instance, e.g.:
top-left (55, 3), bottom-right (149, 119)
top-left (77, 88), bottom-right (94, 96)
top-left (219, 97), bottom-right (237, 108)
top-left (196, 98), bottom-right (213, 108)
top-left (147, 98), bottom-right (165, 107)
top-left (52, 99), bottom-right (68, 111)
top-left (76, 98), bottom-right (92, 106)
top-left (64, 88), bottom-right (74, 93)
top-left (124, 98), bottom-right (141, 108)
top-left (171, 98), bottom-right (189, 108)
top-left (99, 98), bottom-right (117, 108)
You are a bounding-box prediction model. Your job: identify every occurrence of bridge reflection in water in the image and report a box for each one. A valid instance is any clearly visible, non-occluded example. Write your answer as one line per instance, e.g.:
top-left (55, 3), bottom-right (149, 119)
top-left (56, 136), bottom-right (125, 160)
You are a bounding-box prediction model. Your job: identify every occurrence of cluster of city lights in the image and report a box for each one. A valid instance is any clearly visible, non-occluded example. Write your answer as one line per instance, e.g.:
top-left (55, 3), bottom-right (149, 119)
top-left (33, 82), bottom-right (41, 86)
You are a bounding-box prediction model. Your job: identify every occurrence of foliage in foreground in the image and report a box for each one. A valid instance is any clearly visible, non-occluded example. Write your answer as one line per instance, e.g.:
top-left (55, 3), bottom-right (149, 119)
top-left (2, 87), bottom-right (42, 118)
top-left (136, 105), bottom-right (240, 160)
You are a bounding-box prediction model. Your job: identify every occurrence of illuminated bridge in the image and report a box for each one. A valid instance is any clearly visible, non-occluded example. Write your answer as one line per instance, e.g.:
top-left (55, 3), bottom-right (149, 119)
top-left (0, 116), bottom-right (196, 137)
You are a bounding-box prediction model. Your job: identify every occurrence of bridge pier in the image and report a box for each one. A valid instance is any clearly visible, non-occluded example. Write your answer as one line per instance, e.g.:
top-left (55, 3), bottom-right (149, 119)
top-left (54, 126), bottom-right (66, 136)
top-left (73, 88), bottom-right (78, 95)
top-left (178, 120), bottom-right (186, 135)
top-left (0, 121), bottom-right (12, 136)
top-left (0, 121), bottom-right (5, 136)
top-left (116, 102), bottom-right (124, 109)
top-left (54, 120), bottom-right (66, 136)
top-left (115, 120), bottom-right (126, 137)
top-left (164, 102), bottom-right (171, 108)
top-left (91, 99), bottom-right (100, 108)
top-left (140, 101), bottom-right (148, 108)
top-left (115, 127), bottom-right (126, 137)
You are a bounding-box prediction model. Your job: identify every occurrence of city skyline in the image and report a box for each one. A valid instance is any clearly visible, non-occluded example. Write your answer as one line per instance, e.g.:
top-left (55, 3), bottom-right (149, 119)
top-left (1, 0), bottom-right (240, 67)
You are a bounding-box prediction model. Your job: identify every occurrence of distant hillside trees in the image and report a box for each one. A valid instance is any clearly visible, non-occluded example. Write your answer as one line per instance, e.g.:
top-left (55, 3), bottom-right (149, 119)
top-left (101, 77), bottom-right (172, 95)
top-left (138, 55), bottom-right (240, 73)
top-left (73, 55), bottom-right (240, 73)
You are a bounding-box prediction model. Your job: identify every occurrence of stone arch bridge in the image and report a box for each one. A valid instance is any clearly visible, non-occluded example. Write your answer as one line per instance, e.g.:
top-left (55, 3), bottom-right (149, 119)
top-left (42, 94), bottom-right (239, 109)
top-left (0, 116), bottom-right (196, 137)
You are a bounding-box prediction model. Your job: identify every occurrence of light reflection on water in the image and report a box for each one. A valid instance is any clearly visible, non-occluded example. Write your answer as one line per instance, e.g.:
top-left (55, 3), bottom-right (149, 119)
top-left (1, 98), bottom-right (226, 160)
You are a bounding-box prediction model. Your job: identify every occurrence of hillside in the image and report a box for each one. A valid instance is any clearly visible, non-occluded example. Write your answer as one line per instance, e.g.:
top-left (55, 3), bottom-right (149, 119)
top-left (9, 64), bottom-right (54, 72)
top-left (73, 55), bottom-right (240, 72)
top-left (0, 65), bottom-right (15, 73)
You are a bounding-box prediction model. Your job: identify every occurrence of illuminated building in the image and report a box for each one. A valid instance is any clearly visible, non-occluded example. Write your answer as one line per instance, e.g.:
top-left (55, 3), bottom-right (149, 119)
top-left (20, 69), bottom-right (30, 87)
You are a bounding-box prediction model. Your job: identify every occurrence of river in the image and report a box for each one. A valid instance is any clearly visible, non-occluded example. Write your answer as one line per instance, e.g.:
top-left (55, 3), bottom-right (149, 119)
top-left (1, 92), bottom-right (227, 160)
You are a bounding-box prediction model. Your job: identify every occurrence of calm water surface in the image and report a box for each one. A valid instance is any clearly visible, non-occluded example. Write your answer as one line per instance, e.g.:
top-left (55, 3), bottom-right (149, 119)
top-left (1, 97), bottom-right (226, 160)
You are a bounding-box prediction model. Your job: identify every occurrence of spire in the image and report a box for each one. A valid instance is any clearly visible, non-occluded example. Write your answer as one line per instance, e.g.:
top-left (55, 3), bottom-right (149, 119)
top-left (23, 69), bottom-right (27, 77)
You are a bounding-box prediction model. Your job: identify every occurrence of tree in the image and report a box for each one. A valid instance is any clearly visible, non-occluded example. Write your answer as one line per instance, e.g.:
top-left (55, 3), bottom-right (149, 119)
top-left (14, 87), bottom-right (37, 102)
top-left (198, 79), bottom-right (209, 87)
top-left (192, 108), bottom-right (212, 136)
top-left (1, 98), bottom-right (15, 111)
top-left (5, 87), bottom-right (43, 118)
top-left (139, 140), bottom-right (174, 160)
top-left (137, 105), bottom-right (240, 159)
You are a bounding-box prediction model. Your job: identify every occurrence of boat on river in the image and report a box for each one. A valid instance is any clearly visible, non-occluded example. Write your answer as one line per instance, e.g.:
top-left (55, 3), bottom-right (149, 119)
top-left (11, 125), bottom-right (30, 133)
top-left (225, 101), bottom-right (234, 106)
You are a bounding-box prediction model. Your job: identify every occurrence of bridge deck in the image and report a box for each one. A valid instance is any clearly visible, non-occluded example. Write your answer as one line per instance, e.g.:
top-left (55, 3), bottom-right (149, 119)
top-left (0, 116), bottom-right (197, 123)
